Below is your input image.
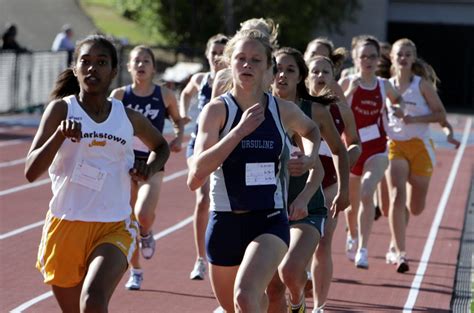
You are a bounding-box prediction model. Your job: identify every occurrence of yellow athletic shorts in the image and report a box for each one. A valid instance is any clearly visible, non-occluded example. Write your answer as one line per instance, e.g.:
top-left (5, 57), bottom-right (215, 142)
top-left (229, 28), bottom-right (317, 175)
top-left (388, 138), bottom-right (436, 177)
top-left (36, 210), bottom-right (139, 288)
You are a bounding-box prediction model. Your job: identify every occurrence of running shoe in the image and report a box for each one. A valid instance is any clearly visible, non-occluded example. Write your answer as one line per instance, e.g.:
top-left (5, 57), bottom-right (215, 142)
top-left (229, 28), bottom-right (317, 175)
top-left (345, 236), bottom-right (358, 261)
top-left (190, 257), bottom-right (206, 280)
top-left (125, 270), bottom-right (143, 290)
top-left (385, 247), bottom-right (397, 264)
top-left (312, 304), bottom-right (325, 313)
top-left (396, 254), bottom-right (409, 273)
top-left (355, 248), bottom-right (369, 269)
top-left (213, 306), bottom-right (225, 313)
top-left (140, 231), bottom-right (156, 260)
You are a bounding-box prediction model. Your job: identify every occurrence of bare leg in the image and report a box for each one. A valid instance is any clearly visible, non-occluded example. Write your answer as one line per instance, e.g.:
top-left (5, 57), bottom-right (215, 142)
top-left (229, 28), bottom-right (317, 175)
top-left (387, 159), bottom-right (409, 254)
top-left (80, 243), bottom-right (128, 313)
top-left (406, 175), bottom-right (431, 216)
top-left (280, 225), bottom-right (320, 306)
top-left (128, 173), bottom-right (164, 270)
top-left (209, 264), bottom-right (239, 312)
top-left (234, 234), bottom-right (288, 312)
top-left (346, 176), bottom-right (360, 240)
top-left (193, 181), bottom-right (210, 260)
top-left (52, 282), bottom-right (83, 313)
top-left (267, 272), bottom-right (287, 313)
top-left (313, 183), bottom-right (337, 308)
top-left (357, 155), bottom-right (388, 250)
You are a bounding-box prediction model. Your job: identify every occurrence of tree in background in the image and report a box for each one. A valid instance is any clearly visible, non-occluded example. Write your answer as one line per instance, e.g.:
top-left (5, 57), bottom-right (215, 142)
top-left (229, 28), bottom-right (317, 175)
top-left (116, 0), bottom-right (360, 53)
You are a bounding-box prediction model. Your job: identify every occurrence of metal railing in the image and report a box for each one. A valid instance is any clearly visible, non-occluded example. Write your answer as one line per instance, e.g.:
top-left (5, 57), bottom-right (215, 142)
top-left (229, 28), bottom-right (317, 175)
top-left (0, 51), bottom-right (68, 113)
top-left (0, 45), bottom-right (205, 114)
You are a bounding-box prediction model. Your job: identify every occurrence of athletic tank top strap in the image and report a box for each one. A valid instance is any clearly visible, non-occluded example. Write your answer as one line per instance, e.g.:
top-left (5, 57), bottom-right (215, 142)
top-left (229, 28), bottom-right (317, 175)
top-left (197, 72), bottom-right (213, 111)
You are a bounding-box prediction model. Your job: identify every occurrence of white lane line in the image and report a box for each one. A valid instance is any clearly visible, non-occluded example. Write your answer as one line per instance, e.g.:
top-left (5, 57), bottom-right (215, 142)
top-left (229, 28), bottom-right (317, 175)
top-left (0, 169), bottom-right (188, 239)
top-left (154, 216), bottom-right (193, 241)
top-left (163, 169), bottom-right (188, 182)
top-left (403, 117), bottom-right (472, 312)
top-left (9, 216), bottom-right (193, 313)
top-left (10, 291), bottom-right (54, 313)
top-left (0, 221), bottom-right (44, 240)
top-left (0, 158), bottom-right (26, 168)
top-left (0, 139), bottom-right (27, 147)
top-left (0, 178), bottom-right (50, 197)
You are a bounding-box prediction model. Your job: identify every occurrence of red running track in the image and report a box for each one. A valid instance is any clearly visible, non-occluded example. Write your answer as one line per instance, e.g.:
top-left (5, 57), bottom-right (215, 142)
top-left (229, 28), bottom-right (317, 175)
top-left (0, 114), bottom-right (473, 312)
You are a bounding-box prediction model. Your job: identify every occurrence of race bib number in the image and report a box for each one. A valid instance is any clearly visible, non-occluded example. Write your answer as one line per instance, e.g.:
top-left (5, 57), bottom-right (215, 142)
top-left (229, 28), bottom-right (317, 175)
top-left (245, 162), bottom-right (275, 186)
top-left (359, 124), bottom-right (381, 143)
top-left (71, 162), bottom-right (107, 191)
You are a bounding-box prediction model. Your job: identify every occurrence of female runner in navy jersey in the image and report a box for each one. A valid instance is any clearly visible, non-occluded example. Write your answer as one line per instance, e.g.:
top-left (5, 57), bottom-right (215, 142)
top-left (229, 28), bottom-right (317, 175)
top-left (187, 29), bottom-right (320, 313)
top-left (111, 45), bottom-right (184, 290)
top-left (179, 34), bottom-right (228, 280)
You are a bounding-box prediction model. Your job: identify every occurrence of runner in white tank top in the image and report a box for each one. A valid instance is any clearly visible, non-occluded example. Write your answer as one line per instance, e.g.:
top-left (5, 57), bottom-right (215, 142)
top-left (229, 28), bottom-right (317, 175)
top-left (385, 38), bottom-right (458, 273)
top-left (25, 35), bottom-right (169, 312)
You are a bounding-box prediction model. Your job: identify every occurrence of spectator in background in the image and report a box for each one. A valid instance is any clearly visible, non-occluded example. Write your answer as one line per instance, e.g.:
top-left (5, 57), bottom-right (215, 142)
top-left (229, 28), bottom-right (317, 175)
top-left (52, 24), bottom-right (75, 65)
top-left (1, 23), bottom-right (28, 53)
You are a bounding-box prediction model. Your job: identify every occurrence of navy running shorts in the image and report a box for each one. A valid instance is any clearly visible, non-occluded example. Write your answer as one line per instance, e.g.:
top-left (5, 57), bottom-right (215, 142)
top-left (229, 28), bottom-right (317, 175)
top-left (206, 209), bottom-right (290, 266)
top-left (289, 213), bottom-right (327, 237)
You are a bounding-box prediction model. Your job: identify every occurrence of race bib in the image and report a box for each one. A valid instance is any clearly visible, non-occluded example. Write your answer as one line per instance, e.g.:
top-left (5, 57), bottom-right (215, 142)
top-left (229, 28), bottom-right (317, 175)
top-left (359, 124), bottom-right (381, 143)
top-left (245, 162), bottom-right (275, 186)
top-left (71, 162), bottom-right (107, 191)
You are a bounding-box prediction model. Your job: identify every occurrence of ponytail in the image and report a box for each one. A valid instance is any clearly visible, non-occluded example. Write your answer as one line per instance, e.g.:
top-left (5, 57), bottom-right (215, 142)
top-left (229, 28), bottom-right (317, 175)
top-left (300, 85), bottom-right (338, 107)
top-left (331, 47), bottom-right (347, 76)
top-left (413, 58), bottom-right (440, 91)
top-left (49, 68), bottom-right (79, 100)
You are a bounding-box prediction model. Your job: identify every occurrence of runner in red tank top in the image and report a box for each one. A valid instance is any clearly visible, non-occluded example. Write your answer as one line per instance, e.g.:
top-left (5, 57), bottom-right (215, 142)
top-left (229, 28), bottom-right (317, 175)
top-left (339, 35), bottom-right (404, 269)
